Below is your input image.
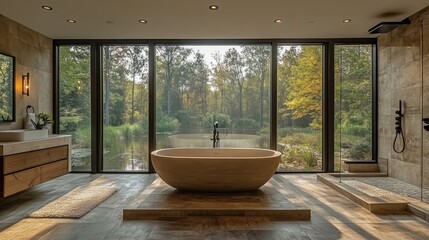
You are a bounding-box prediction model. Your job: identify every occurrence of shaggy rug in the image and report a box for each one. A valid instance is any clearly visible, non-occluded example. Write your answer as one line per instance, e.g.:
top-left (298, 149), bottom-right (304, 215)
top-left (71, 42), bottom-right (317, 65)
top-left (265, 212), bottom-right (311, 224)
top-left (28, 184), bottom-right (117, 218)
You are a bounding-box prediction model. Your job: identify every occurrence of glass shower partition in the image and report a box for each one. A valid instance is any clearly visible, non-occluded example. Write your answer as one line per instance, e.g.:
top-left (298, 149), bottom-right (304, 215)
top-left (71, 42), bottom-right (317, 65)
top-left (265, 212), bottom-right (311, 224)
top-left (421, 18), bottom-right (429, 203)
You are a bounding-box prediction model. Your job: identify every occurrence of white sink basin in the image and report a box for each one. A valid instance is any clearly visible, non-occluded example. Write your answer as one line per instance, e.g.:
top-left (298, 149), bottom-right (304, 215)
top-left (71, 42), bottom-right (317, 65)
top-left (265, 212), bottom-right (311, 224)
top-left (0, 129), bottom-right (49, 142)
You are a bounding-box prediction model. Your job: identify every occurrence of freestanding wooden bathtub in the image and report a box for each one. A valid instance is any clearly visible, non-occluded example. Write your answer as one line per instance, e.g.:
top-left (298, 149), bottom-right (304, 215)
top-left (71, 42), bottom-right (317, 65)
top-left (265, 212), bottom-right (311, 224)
top-left (151, 148), bottom-right (281, 192)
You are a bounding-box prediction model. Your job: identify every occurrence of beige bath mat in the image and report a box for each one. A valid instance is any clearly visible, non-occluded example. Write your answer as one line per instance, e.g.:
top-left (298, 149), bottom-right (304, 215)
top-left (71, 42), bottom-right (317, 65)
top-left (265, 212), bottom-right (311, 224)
top-left (28, 184), bottom-right (117, 218)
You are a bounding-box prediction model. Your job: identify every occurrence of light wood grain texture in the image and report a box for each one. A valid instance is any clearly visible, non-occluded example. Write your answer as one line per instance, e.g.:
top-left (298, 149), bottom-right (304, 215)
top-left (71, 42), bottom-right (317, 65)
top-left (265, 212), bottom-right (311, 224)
top-left (3, 167), bottom-right (41, 196)
top-left (345, 162), bottom-right (380, 173)
top-left (123, 208), bottom-right (311, 220)
top-left (123, 176), bottom-right (310, 220)
top-left (0, 174), bottom-right (428, 240)
top-left (318, 174), bottom-right (410, 214)
top-left (151, 148), bottom-right (281, 192)
top-left (3, 145), bottom-right (68, 174)
top-left (1, 138), bottom-right (70, 197)
top-left (0, 135), bottom-right (71, 156)
top-left (40, 159), bottom-right (68, 183)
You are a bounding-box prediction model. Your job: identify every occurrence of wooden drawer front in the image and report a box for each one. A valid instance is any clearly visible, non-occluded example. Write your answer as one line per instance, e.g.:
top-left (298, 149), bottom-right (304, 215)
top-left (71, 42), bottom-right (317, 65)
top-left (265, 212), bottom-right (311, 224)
top-left (4, 167), bottom-right (42, 197)
top-left (41, 159), bottom-right (68, 183)
top-left (3, 145), bottom-right (68, 174)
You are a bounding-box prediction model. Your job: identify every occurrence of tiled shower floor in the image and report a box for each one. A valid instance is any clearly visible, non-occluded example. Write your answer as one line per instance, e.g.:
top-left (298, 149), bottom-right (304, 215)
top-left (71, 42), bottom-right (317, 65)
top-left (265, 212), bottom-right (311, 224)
top-left (337, 176), bottom-right (429, 202)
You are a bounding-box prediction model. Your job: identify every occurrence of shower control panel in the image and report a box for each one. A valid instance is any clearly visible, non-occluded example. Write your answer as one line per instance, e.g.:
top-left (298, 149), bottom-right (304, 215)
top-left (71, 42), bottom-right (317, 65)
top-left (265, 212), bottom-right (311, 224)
top-left (395, 101), bottom-right (403, 133)
top-left (424, 118), bottom-right (429, 131)
top-left (393, 100), bottom-right (405, 153)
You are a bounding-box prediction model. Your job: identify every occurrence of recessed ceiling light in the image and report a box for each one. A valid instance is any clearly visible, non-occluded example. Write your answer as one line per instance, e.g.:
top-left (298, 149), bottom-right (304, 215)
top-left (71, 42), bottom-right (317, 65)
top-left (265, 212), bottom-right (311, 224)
top-left (209, 5), bottom-right (219, 10)
top-left (274, 19), bottom-right (283, 23)
top-left (343, 19), bottom-right (351, 23)
top-left (67, 19), bottom-right (77, 23)
top-left (42, 6), bottom-right (53, 10)
top-left (139, 19), bottom-right (148, 24)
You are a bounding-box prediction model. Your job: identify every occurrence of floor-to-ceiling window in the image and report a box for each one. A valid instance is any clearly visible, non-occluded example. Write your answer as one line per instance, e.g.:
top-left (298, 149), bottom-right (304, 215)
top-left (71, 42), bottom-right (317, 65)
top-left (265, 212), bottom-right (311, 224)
top-left (334, 44), bottom-right (374, 171)
top-left (155, 45), bottom-right (270, 149)
top-left (54, 40), bottom-right (376, 173)
top-left (58, 45), bottom-right (92, 171)
top-left (276, 44), bottom-right (324, 171)
top-left (102, 45), bottom-right (149, 171)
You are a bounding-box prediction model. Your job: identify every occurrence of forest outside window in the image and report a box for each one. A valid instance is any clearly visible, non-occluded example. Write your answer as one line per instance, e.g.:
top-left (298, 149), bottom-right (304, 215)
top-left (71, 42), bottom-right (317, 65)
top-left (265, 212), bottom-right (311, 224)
top-left (54, 40), bottom-right (376, 173)
top-left (334, 44), bottom-right (374, 171)
top-left (102, 45), bottom-right (150, 172)
top-left (276, 45), bottom-right (323, 172)
top-left (58, 45), bottom-right (92, 172)
top-left (155, 45), bottom-right (271, 150)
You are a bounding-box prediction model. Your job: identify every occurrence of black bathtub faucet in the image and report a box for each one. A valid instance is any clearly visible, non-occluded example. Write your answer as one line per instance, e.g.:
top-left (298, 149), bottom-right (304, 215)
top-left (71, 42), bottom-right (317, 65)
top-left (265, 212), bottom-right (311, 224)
top-left (211, 121), bottom-right (220, 148)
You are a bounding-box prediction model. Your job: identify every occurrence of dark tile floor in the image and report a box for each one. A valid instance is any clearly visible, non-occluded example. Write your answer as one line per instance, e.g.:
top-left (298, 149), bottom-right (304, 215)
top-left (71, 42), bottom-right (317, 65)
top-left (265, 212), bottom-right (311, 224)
top-left (1, 173), bottom-right (429, 239)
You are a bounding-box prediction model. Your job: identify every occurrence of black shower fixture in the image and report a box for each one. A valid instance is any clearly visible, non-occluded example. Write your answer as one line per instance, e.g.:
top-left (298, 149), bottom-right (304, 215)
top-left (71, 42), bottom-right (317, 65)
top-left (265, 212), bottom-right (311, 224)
top-left (368, 18), bottom-right (410, 34)
top-left (393, 100), bottom-right (405, 153)
top-left (424, 118), bottom-right (429, 132)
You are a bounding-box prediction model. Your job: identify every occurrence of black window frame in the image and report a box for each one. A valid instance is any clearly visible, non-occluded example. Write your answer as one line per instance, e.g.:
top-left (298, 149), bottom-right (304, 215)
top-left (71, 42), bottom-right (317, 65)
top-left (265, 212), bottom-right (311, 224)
top-left (53, 38), bottom-right (377, 174)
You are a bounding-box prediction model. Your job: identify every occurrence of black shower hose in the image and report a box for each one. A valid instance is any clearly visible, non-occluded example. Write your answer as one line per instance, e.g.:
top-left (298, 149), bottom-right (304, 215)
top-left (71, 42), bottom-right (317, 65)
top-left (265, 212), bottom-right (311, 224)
top-left (393, 130), bottom-right (405, 153)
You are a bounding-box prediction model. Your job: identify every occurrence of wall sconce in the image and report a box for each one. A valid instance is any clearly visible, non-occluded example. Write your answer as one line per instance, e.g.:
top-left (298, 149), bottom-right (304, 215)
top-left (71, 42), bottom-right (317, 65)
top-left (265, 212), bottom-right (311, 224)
top-left (22, 73), bottom-right (30, 96)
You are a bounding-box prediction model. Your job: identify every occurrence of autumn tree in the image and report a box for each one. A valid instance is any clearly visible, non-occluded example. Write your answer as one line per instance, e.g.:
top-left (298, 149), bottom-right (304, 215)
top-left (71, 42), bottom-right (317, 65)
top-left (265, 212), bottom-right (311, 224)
top-left (277, 46), bottom-right (299, 127)
top-left (212, 51), bottom-right (228, 114)
top-left (285, 46), bottom-right (323, 129)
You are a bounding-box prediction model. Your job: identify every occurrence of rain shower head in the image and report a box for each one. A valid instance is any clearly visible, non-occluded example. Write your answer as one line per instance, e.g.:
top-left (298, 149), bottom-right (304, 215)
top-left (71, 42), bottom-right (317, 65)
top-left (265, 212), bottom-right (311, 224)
top-left (368, 18), bottom-right (410, 34)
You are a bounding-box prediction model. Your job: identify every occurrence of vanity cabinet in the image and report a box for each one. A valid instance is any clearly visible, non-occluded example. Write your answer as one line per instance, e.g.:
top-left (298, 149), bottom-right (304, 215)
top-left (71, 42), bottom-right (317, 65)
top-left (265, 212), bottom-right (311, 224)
top-left (0, 135), bottom-right (71, 197)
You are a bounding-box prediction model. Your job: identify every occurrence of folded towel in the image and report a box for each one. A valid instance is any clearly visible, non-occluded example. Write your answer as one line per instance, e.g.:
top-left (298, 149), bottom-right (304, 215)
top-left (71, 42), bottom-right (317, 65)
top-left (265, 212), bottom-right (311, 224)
top-left (25, 113), bottom-right (36, 129)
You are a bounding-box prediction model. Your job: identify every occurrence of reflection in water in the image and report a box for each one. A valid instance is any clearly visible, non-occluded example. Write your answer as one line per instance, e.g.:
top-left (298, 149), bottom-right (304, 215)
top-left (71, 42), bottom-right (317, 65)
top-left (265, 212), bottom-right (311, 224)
top-left (168, 134), bottom-right (264, 148)
top-left (71, 134), bottom-right (267, 172)
top-left (72, 136), bottom-right (168, 172)
top-left (71, 148), bottom-right (91, 170)
top-left (103, 136), bottom-right (149, 171)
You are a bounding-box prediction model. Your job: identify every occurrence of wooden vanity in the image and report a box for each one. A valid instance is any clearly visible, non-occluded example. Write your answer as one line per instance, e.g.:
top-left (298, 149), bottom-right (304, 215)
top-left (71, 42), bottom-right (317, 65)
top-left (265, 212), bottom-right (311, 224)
top-left (0, 135), bottom-right (71, 197)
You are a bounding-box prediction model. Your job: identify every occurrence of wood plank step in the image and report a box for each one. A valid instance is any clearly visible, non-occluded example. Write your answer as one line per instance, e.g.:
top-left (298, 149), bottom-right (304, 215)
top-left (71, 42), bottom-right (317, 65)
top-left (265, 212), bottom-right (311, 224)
top-left (317, 174), bottom-right (408, 214)
top-left (123, 208), bottom-right (311, 221)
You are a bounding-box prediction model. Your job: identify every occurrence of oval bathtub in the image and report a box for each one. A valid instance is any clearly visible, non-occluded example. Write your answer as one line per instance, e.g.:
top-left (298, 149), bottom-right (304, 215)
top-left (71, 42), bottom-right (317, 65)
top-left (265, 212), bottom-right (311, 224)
top-left (151, 148), bottom-right (281, 192)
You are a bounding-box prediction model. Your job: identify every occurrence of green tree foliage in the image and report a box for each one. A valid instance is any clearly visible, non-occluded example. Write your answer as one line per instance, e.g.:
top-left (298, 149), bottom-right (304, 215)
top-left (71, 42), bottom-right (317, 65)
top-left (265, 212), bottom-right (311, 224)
top-left (335, 45), bottom-right (372, 133)
top-left (334, 45), bottom-right (373, 162)
top-left (154, 45), bottom-right (272, 134)
top-left (103, 46), bottom-right (149, 127)
top-left (242, 46), bottom-right (271, 128)
top-left (222, 48), bottom-right (246, 118)
top-left (278, 46), bottom-right (299, 127)
top-left (59, 44), bottom-right (372, 150)
top-left (59, 46), bottom-right (91, 132)
top-left (125, 46), bottom-right (148, 125)
top-left (285, 46), bottom-right (323, 129)
top-left (0, 54), bottom-right (13, 120)
top-left (156, 46), bottom-right (192, 117)
top-left (59, 44), bottom-right (374, 170)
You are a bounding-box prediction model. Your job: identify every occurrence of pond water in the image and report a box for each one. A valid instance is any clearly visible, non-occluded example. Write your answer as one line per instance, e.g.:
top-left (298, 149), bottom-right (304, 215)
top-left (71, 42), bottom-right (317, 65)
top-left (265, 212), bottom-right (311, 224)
top-left (71, 136), bottom-right (154, 172)
top-left (71, 134), bottom-right (267, 172)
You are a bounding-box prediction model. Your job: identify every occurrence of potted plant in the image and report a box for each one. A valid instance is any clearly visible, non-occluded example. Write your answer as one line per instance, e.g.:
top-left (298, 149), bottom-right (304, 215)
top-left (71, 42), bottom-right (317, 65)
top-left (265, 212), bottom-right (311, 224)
top-left (31, 113), bottom-right (54, 130)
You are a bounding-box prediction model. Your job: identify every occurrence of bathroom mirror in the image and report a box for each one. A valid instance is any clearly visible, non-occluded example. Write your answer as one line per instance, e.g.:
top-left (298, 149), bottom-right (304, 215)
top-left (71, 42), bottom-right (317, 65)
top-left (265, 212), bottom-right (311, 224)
top-left (0, 52), bottom-right (15, 122)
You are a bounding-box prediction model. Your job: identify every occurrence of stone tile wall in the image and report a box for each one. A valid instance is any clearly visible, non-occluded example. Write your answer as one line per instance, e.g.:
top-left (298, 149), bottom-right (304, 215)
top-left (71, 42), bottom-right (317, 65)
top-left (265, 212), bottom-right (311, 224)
top-left (378, 7), bottom-right (429, 189)
top-left (0, 14), bottom-right (52, 131)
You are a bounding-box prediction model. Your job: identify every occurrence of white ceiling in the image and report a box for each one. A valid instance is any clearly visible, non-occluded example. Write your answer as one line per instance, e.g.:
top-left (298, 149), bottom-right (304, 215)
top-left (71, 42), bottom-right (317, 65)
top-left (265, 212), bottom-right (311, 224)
top-left (0, 0), bottom-right (428, 39)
